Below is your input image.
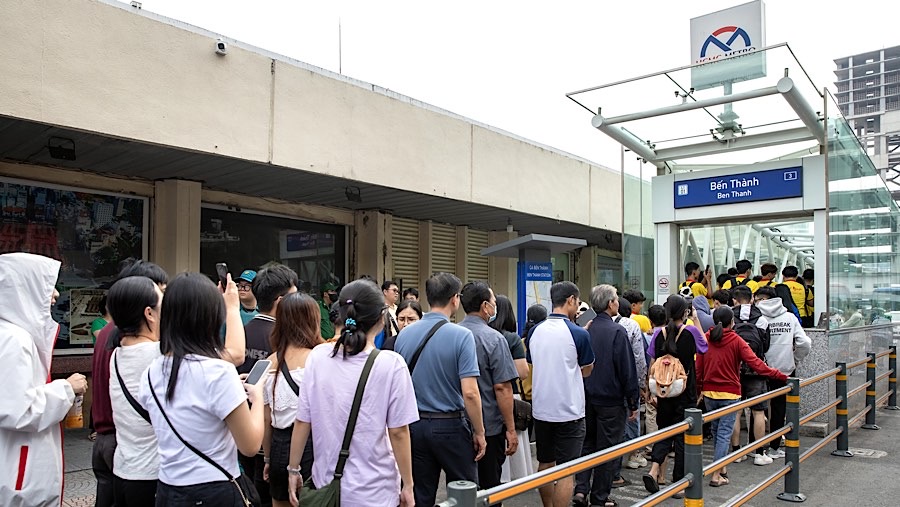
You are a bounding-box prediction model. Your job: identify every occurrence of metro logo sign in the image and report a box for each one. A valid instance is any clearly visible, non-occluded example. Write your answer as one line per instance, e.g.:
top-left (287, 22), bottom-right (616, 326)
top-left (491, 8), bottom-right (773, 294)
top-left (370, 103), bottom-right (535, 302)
top-left (690, 1), bottom-right (767, 90)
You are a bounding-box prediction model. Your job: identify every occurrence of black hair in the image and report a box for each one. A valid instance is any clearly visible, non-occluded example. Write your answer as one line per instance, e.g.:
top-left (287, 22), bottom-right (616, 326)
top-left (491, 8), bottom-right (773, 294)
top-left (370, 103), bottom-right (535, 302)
top-left (736, 259), bottom-right (752, 275)
top-left (774, 284), bottom-right (798, 313)
top-left (710, 306), bottom-right (735, 343)
top-left (802, 269), bottom-right (814, 282)
top-left (716, 273), bottom-right (731, 288)
top-left (755, 286), bottom-right (777, 299)
top-left (253, 264), bottom-right (298, 313)
top-left (731, 285), bottom-right (753, 303)
top-left (752, 275), bottom-right (763, 283)
top-left (622, 289), bottom-right (646, 304)
top-left (782, 265), bottom-right (799, 279)
top-left (550, 281), bottom-right (579, 308)
top-left (425, 272), bottom-right (462, 307)
top-left (761, 263), bottom-right (778, 277)
top-left (489, 294), bottom-right (517, 334)
top-left (117, 259), bottom-right (169, 286)
top-left (461, 281), bottom-right (492, 314)
top-left (648, 304), bottom-right (667, 327)
top-left (333, 279), bottom-right (385, 358)
top-left (396, 299), bottom-right (423, 319)
top-left (357, 274), bottom-right (375, 282)
top-left (329, 301), bottom-right (342, 325)
top-left (522, 303), bottom-right (549, 338)
top-left (105, 276), bottom-right (159, 350)
top-left (727, 267), bottom-right (738, 276)
top-left (663, 295), bottom-right (689, 355)
top-left (618, 297), bottom-right (632, 318)
top-left (159, 273), bottom-right (225, 400)
top-left (402, 287), bottom-right (419, 299)
top-left (685, 262), bottom-right (700, 277)
top-left (381, 280), bottom-right (398, 291)
top-left (712, 289), bottom-right (732, 307)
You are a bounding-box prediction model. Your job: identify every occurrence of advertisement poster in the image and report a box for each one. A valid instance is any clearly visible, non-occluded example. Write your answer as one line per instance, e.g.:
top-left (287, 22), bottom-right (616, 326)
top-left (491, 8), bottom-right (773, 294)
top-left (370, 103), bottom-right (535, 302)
top-left (68, 289), bottom-right (107, 344)
top-left (517, 261), bottom-right (553, 333)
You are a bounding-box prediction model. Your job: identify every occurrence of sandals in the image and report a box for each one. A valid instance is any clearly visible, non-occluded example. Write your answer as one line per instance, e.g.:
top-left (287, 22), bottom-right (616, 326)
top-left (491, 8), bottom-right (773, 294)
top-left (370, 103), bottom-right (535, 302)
top-left (642, 474), bottom-right (659, 494)
top-left (611, 477), bottom-right (630, 488)
top-left (709, 476), bottom-right (730, 487)
top-left (598, 500), bottom-right (618, 507)
top-left (572, 493), bottom-right (587, 507)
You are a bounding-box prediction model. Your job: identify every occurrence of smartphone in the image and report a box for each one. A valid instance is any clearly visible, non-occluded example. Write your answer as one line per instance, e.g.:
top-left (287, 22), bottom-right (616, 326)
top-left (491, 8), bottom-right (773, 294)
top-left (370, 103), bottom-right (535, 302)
top-left (705, 264), bottom-right (710, 273)
top-left (215, 263), bottom-right (229, 288)
top-left (245, 359), bottom-right (271, 385)
top-left (576, 308), bottom-right (597, 327)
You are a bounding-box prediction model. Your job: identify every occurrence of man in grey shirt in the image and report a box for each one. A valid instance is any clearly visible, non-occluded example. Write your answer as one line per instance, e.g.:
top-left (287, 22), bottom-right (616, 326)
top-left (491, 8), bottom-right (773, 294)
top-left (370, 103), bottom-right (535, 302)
top-left (459, 281), bottom-right (519, 492)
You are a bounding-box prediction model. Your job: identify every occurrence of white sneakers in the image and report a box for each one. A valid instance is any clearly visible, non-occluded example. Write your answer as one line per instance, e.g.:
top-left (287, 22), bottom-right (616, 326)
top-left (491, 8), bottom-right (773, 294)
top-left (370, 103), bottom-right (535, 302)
top-left (768, 449), bottom-right (786, 459)
top-left (752, 452), bottom-right (774, 466)
top-left (627, 454), bottom-right (649, 469)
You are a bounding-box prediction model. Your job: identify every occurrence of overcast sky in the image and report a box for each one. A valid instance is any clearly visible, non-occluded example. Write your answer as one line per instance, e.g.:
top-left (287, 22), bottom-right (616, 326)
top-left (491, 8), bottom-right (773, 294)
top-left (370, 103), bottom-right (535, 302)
top-left (136, 0), bottom-right (897, 172)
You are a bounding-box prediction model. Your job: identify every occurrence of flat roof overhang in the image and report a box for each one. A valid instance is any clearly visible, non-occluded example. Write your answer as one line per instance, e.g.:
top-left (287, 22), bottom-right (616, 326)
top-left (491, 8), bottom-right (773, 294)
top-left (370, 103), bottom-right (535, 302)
top-left (0, 115), bottom-right (620, 248)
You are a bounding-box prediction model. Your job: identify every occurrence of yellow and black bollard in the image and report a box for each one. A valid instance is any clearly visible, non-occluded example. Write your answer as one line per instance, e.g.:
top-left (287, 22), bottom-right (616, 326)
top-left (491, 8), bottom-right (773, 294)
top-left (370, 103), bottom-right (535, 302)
top-left (831, 362), bottom-right (853, 457)
top-left (684, 408), bottom-right (704, 507)
top-left (887, 345), bottom-right (899, 411)
top-left (862, 352), bottom-right (880, 430)
top-left (777, 377), bottom-right (806, 503)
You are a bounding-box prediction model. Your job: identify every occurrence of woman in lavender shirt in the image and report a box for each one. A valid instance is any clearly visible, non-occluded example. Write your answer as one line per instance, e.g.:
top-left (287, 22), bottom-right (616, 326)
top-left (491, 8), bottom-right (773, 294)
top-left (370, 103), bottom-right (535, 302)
top-left (287, 280), bottom-right (417, 507)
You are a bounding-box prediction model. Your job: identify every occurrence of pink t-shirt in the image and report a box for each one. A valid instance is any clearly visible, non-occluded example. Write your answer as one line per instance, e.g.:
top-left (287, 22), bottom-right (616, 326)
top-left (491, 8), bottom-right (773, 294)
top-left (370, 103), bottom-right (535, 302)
top-left (297, 344), bottom-right (418, 506)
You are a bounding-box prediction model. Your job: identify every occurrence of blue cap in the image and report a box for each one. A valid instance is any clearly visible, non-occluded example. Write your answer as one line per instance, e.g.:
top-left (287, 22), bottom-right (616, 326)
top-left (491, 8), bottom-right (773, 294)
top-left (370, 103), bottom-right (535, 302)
top-left (238, 270), bottom-right (257, 283)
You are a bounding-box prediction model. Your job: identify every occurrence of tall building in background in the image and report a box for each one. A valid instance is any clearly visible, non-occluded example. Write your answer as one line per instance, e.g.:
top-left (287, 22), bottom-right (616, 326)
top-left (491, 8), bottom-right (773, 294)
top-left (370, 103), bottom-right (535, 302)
top-left (834, 46), bottom-right (900, 198)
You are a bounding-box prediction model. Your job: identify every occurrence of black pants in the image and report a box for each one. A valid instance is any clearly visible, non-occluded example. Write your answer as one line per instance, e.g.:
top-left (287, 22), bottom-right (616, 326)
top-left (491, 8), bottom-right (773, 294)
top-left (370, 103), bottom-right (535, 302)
top-left (113, 476), bottom-right (157, 507)
top-left (649, 396), bottom-right (693, 482)
top-left (478, 432), bottom-right (508, 491)
top-left (155, 480), bottom-right (243, 507)
top-left (268, 426), bottom-right (314, 502)
top-left (769, 375), bottom-right (791, 450)
top-left (801, 316), bottom-right (814, 328)
top-left (92, 432), bottom-right (117, 507)
top-left (575, 404), bottom-right (626, 505)
top-left (410, 416), bottom-right (478, 507)
top-left (237, 452), bottom-right (270, 507)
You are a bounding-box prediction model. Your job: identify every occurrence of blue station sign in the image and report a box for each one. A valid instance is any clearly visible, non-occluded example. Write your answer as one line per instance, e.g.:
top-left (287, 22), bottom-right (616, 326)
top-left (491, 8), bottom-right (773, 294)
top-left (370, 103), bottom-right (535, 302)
top-left (674, 166), bottom-right (803, 209)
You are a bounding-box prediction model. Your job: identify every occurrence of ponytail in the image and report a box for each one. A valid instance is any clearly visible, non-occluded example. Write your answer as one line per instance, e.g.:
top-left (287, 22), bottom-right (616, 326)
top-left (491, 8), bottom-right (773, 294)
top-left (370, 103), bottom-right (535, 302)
top-left (711, 306), bottom-right (734, 343)
top-left (709, 323), bottom-right (724, 343)
top-left (330, 280), bottom-right (385, 358)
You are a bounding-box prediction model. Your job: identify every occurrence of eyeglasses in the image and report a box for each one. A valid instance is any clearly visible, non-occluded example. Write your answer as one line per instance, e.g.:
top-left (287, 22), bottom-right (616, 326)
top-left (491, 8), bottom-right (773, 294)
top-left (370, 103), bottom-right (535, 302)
top-left (237, 284), bottom-right (252, 291)
top-left (389, 288), bottom-right (400, 294)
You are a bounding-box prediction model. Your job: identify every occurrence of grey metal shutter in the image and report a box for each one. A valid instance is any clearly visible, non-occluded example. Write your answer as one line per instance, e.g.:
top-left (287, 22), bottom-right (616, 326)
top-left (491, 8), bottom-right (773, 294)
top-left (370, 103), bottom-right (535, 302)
top-left (467, 228), bottom-right (489, 282)
top-left (391, 217), bottom-right (420, 291)
top-left (431, 223), bottom-right (458, 276)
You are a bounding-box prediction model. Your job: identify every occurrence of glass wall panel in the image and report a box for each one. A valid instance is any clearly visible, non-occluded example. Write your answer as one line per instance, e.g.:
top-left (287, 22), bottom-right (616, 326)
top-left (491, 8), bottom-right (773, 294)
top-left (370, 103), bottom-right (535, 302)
top-left (826, 91), bottom-right (900, 329)
top-left (200, 207), bottom-right (346, 297)
top-left (623, 157), bottom-right (655, 305)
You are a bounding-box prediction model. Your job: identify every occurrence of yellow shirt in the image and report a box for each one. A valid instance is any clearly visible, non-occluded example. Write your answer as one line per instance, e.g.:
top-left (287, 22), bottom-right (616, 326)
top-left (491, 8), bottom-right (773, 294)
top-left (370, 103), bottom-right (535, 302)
top-left (703, 391), bottom-right (741, 400)
top-left (783, 279), bottom-right (813, 317)
top-left (632, 314), bottom-right (652, 334)
top-left (757, 278), bottom-right (778, 289)
top-left (680, 280), bottom-right (708, 298)
top-left (722, 276), bottom-right (759, 293)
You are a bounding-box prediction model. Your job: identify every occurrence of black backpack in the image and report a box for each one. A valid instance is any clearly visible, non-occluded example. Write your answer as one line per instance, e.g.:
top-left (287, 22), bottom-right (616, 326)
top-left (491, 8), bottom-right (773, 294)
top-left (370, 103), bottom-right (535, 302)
top-left (733, 316), bottom-right (770, 377)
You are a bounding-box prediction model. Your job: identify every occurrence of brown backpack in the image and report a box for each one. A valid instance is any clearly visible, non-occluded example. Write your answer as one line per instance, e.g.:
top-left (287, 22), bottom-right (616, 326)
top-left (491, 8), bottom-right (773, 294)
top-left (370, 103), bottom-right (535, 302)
top-left (649, 327), bottom-right (688, 398)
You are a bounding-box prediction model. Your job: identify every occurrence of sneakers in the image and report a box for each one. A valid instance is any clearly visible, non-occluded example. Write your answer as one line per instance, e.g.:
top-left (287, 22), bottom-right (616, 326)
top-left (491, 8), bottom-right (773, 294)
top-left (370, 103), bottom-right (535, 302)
top-left (768, 449), bottom-right (786, 459)
top-left (733, 454), bottom-right (749, 464)
top-left (627, 454), bottom-right (648, 468)
top-left (753, 452), bottom-right (774, 466)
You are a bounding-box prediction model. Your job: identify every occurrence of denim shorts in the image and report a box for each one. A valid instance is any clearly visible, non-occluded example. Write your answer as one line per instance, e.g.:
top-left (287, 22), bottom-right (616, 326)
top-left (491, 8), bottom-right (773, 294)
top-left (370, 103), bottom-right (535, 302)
top-left (742, 378), bottom-right (769, 411)
top-left (534, 418), bottom-right (586, 465)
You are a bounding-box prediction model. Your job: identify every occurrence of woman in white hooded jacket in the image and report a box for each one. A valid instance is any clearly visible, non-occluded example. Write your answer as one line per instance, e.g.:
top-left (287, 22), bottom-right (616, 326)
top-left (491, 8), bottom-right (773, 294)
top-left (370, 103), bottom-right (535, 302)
top-left (0, 252), bottom-right (88, 506)
top-left (755, 287), bottom-right (811, 459)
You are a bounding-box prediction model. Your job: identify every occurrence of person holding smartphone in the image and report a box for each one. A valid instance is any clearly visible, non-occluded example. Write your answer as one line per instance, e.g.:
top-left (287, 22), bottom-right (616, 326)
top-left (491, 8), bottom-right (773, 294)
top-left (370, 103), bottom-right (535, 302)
top-left (137, 272), bottom-right (264, 506)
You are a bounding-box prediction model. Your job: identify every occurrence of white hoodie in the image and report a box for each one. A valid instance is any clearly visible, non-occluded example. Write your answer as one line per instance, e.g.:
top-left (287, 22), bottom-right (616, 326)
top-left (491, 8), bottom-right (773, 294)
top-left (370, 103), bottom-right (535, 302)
top-left (0, 253), bottom-right (73, 506)
top-left (757, 297), bottom-right (812, 375)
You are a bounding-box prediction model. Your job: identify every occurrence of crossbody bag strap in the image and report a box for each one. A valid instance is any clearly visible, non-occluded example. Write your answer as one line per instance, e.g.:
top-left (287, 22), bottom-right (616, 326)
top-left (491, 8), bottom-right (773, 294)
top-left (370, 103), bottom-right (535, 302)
top-left (114, 349), bottom-right (151, 423)
top-left (407, 320), bottom-right (448, 373)
top-left (333, 348), bottom-right (380, 479)
top-left (147, 369), bottom-right (233, 481)
top-left (279, 356), bottom-right (300, 396)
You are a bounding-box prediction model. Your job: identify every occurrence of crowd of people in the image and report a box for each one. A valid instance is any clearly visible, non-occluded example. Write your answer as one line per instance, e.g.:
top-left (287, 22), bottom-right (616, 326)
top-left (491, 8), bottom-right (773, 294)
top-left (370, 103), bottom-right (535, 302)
top-left (0, 250), bottom-right (816, 507)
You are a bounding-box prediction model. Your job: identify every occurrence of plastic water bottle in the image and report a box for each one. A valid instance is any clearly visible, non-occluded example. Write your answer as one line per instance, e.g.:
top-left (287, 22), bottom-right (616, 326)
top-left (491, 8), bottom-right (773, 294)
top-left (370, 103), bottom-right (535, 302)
top-left (65, 394), bottom-right (84, 429)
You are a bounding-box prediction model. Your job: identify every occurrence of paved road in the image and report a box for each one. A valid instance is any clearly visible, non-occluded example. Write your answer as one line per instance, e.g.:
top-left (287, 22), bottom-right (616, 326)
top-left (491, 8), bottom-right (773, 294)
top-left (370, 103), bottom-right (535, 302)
top-left (63, 408), bottom-right (900, 506)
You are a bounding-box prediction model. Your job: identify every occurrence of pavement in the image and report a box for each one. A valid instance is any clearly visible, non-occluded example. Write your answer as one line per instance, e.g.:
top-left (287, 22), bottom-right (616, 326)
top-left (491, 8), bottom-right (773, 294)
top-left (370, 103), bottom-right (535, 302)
top-left (63, 407), bottom-right (900, 506)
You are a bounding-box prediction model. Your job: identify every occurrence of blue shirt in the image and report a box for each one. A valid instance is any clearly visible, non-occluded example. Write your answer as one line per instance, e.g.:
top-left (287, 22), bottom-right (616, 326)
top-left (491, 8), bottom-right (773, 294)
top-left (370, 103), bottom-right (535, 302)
top-left (459, 315), bottom-right (519, 436)
top-left (526, 314), bottom-right (595, 422)
top-left (394, 312), bottom-right (480, 413)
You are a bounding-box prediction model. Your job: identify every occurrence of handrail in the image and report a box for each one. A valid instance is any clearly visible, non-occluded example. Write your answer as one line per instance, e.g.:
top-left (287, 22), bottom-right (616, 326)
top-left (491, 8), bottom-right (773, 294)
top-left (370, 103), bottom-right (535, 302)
top-left (875, 369), bottom-right (893, 383)
top-left (848, 356), bottom-right (871, 369)
top-left (848, 404), bottom-right (872, 427)
top-left (876, 349), bottom-right (891, 359)
top-left (877, 390), bottom-right (892, 406)
top-left (703, 385), bottom-right (791, 424)
top-left (847, 380), bottom-right (872, 398)
top-left (703, 425), bottom-right (791, 477)
top-left (800, 367), bottom-right (841, 388)
top-left (479, 420), bottom-right (690, 504)
top-left (630, 476), bottom-right (691, 507)
top-left (800, 398), bottom-right (841, 426)
top-left (800, 428), bottom-right (843, 464)
top-left (722, 464), bottom-right (792, 507)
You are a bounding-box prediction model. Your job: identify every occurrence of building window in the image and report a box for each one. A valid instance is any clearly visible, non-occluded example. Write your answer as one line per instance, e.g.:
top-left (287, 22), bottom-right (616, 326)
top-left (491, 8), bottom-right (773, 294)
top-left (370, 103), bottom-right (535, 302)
top-left (200, 206), bottom-right (346, 296)
top-left (0, 177), bottom-right (148, 354)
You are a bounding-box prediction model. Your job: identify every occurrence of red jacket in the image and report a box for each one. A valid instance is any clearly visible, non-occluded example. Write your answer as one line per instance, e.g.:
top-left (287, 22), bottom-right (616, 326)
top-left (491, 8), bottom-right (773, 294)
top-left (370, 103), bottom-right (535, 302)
top-left (696, 327), bottom-right (787, 396)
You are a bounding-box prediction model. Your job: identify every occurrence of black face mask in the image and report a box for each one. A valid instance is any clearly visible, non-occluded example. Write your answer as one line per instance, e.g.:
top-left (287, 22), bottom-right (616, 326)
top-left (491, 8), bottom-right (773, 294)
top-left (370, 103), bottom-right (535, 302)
top-left (326, 291), bottom-right (338, 301)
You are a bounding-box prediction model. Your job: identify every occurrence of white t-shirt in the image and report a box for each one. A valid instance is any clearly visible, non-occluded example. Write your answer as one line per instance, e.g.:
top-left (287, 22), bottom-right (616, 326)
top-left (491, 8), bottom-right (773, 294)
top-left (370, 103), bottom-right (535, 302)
top-left (525, 315), bottom-right (594, 423)
top-left (263, 365), bottom-right (304, 429)
top-left (109, 342), bottom-right (162, 480)
top-left (137, 354), bottom-right (247, 486)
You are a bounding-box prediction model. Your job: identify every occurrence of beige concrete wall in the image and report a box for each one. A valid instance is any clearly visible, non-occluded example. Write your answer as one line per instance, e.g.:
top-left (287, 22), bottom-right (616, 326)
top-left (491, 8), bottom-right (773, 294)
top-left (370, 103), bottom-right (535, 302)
top-left (153, 180), bottom-right (201, 275)
top-left (0, 0), bottom-right (622, 232)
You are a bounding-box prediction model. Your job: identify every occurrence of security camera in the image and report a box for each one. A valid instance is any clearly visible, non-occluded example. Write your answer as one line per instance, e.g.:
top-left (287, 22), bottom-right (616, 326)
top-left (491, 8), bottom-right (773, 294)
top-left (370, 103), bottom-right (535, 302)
top-left (215, 38), bottom-right (228, 55)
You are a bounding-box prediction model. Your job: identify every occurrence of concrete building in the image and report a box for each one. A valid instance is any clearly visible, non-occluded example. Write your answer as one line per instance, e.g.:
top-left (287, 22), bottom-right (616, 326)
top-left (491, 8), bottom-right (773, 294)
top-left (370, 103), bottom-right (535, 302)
top-left (834, 45), bottom-right (900, 199)
top-left (0, 0), bottom-right (629, 379)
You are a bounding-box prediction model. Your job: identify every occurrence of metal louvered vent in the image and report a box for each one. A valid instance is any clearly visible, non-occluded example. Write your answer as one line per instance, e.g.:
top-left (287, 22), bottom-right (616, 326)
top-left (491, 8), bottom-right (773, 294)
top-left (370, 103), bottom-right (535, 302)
top-left (391, 217), bottom-right (420, 290)
top-left (431, 223), bottom-right (458, 276)
top-left (467, 229), bottom-right (489, 282)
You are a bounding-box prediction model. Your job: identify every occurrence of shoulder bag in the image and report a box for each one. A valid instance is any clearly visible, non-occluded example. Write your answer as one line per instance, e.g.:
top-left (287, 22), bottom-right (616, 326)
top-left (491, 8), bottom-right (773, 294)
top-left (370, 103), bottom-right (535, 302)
top-left (147, 369), bottom-right (261, 507)
top-left (113, 349), bottom-right (151, 423)
top-left (406, 320), bottom-right (448, 373)
top-left (297, 349), bottom-right (380, 507)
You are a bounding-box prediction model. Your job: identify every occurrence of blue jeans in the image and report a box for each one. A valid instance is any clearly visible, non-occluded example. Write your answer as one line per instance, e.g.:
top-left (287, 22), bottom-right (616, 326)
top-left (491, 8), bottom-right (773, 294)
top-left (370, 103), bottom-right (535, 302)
top-left (704, 397), bottom-right (739, 462)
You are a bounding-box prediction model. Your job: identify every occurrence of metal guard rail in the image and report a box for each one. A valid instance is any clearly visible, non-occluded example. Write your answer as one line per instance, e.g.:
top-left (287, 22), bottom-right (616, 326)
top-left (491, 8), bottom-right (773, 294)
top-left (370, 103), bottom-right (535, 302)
top-left (438, 346), bottom-right (897, 506)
